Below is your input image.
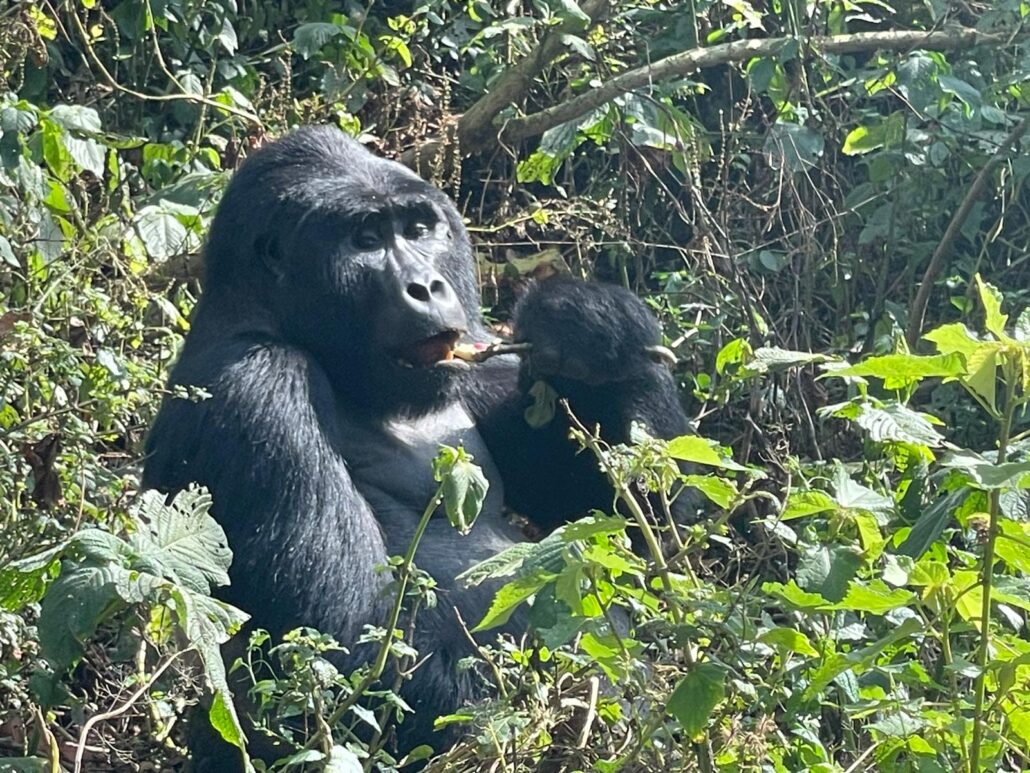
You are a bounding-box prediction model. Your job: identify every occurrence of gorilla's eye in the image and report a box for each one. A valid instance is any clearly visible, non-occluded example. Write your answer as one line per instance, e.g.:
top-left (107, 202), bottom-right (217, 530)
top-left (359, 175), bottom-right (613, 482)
top-left (353, 219), bottom-right (384, 250)
top-left (403, 218), bottom-right (432, 240)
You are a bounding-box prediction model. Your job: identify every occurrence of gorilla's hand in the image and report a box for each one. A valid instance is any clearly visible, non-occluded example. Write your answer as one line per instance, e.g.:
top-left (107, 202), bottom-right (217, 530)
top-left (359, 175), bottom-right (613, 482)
top-left (512, 276), bottom-right (675, 385)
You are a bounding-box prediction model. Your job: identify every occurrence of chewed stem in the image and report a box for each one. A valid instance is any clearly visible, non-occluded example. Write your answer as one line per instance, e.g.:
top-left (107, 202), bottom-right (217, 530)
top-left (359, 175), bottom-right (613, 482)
top-left (453, 341), bottom-right (533, 363)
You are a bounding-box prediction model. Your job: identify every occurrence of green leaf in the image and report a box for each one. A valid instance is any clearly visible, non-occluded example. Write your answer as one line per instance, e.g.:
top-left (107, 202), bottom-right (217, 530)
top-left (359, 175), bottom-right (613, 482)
top-left (975, 274), bottom-right (1009, 340)
top-left (666, 663), bottom-right (725, 736)
top-left (758, 627), bottom-right (819, 657)
top-left (832, 466), bottom-right (893, 514)
top-left (764, 122), bottom-right (824, 173)
top-left (781, 490), bottom-right (837, 521)
top-left (941, 452), bottom-right (1030, 489)
top-left (433, 446), bottom-right (489, 533)
top-left (682, 475), bottom-right (738, 508)
top-left (129, 487), bottom-right (232, 594)
top-left (853, 402), bottom-right (944, 447)
top-left (524, 380), bottom-right (558, 427)
top-left (996, 519), bottom-right (1030, 574)
top-left (745, 346), bottom-right (829, 374)
top-left (938, 75), bottom-right (982, 111)
top-left (834, 353), bottom-right (964, 385)
top-left (715, 337), bottom-right (751, 374)
top-left (134, 204), bottom-right (189, 262)
top-left (667, 435), bottom-right (745, 470)
top-left (762, 580), bottom-right (832, 611)
top-left (325, 746), bottom-right (363, 773)
top-left (924, 322), bottom-right (981, 358)
top-left (897, 490), bottom-right (964, 559)
top-left (839, 580), bottom-right (915, 614)
top-left (474, 570), bottom-right (554, 631)
top-left (293, 22), bottom-right (345, 59)
top-left (962, 344), bottom-right (999, 412)
top-left (38, 564), bottom-right (126, 669)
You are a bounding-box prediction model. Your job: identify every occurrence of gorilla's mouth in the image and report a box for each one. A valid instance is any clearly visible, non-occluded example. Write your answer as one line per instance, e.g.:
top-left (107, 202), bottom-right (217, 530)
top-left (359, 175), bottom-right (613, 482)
top-left (394, 330), bottom-right (468, 370)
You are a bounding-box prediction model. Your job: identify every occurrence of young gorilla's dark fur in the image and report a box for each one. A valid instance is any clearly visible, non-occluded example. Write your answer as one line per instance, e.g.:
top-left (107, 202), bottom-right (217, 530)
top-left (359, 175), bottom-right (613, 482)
top-left (143, 127), bottom-right (691, 769)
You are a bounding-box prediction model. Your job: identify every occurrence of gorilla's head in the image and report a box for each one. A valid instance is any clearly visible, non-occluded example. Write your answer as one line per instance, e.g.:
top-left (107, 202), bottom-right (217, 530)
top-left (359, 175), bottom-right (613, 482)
top-left (203, 127), bottom-right (485, 416)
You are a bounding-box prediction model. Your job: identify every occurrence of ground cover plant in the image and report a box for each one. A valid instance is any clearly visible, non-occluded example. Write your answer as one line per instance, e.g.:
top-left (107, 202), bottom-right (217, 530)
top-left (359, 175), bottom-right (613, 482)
top-left (1, 0), bottom-right (1029, 770)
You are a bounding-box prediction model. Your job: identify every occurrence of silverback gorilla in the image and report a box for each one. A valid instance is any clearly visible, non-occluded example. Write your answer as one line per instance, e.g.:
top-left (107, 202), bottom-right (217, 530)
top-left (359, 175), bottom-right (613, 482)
top-left (143, 126), bottom-right (691, 768)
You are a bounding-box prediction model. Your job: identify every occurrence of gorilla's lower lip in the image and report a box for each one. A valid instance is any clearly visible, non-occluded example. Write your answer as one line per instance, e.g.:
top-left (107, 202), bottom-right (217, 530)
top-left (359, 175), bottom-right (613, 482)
top-left (393, 330), bottom-right (466, 369)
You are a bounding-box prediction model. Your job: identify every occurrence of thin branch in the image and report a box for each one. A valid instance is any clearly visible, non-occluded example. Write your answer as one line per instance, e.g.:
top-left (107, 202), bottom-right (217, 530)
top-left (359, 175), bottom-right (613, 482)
top-left (399, 0), bottom-right (609, 171)
top-left (906, 116), bottom-right (1028, 347)
top-left (64, 1), bottom-right (262, 128)
top-left (501, 28), bottom-right (1004, 143)
top-left (73, 652), bottom-right (182, 773)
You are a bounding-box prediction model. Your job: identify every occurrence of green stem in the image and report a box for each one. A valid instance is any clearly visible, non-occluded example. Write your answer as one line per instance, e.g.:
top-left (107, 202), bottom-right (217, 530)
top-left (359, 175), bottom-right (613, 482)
top-left (969, 366), bottom-right (1016, 772)
top-left (308, 485), bottom-right (443, 748)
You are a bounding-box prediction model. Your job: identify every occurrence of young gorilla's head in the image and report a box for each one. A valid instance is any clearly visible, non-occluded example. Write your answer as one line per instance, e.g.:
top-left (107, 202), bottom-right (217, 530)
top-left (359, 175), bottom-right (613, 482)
top-left (203, 127), bottom-right (485, 415)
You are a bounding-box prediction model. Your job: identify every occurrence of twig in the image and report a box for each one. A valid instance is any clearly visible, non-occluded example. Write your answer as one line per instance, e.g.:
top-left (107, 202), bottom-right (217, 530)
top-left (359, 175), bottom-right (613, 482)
top-left (455, 341), bottom-right (533, 363)
top-left (399, 0), bottom-right (610, 171)
top-left (63, 1), bottom-right (262, 127)
top-left (905, 117), bottom-right (1029, 347)
top-left (73, 652), bottom-right (182, 773)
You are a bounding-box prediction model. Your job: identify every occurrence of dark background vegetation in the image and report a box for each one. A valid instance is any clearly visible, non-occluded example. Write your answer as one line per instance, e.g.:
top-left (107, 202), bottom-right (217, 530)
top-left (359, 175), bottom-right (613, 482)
top-left (1, 0), bottom-right (1029, 771)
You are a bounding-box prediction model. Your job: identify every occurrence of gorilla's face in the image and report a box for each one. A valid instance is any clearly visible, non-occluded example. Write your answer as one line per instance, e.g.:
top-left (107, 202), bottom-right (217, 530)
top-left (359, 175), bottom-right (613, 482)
top-left (199, 129), bottom-right (487, 417)
top-left (273, 198), bottom-right (476, 414)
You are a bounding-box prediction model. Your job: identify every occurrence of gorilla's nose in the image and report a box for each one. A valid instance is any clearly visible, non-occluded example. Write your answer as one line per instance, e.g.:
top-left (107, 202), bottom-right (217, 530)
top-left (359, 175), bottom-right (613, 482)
top-left (399, 266), bottom-right (467, 332)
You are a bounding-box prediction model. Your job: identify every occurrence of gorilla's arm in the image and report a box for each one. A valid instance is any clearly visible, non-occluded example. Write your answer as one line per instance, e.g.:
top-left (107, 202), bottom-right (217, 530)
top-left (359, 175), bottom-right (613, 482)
top-left (143, 333), bottom-right (392, 640)
top-left (474, 277), bottom-right (692, 533)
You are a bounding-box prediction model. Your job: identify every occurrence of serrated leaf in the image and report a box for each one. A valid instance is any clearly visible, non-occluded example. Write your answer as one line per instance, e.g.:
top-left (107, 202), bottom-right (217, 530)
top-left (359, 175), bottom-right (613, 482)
top-left (667, 663), bottom-right (725, 736)
top-left (715, 337), bottom-right (751, 374)
top-left (975, 274), bottom-right (1009, 340)
top-left (941, 452), bottom-right (1030, 489)
top-left (963, 344), bottom-right (999, 411)
top-left (834, 353), bottom-right (964, 386)
top-left (667, 435), bottom-right (745, 470)
top-left (38, 564), bottom-right (126, 668)
top-left (758, 627), bottom-right (819, 657)
top-left (682, 474), bottom-right (737, 508)
top-left (293, 22), bottom-right (344, 59)
top-left (781, 490), bottom-right (837, 521)
top-left (833, 466), bottom-right (893, 514)
top-left (839, 580), bottom-right (915, 614)
top-left (433, 446), bottom-right (489, 533)
top-left (762, 580), bottom-right (832, 611)
top-left (134, 205), bottom-right (189, 261)
top-left (996, 519), bottom-right (1030, 575)
top-left (853, 402), bottom-right (944, 447)
top-left (473, 570), bottom-right (554, 631)
top-left (745, 346), bottom-right (829, 374)
top-left (129, 487), bottom-right (232, 594)
top-left (924, 322), bottom-right (981, 358)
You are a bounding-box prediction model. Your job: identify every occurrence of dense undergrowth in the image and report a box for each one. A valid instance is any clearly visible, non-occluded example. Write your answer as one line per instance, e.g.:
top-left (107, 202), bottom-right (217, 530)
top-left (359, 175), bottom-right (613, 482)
top-left (1, 0), bottom-right (1030, 770)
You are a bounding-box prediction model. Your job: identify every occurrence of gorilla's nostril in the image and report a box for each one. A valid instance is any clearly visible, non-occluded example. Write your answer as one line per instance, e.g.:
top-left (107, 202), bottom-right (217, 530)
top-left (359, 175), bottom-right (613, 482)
top-left (407, 283), bottom-right (431, 302)
top-left (429, 279), bottom-right (447, 298)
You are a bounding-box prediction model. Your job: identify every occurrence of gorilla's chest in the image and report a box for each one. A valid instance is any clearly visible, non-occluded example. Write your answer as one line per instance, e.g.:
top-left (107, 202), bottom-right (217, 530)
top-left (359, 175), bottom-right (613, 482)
top-left (336, 401), bottom-right (508, 555)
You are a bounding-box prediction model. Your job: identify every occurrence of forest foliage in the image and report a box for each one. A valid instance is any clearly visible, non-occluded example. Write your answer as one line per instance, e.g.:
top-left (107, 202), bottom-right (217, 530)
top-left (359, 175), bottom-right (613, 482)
top-left (1, 0), bottom-right (1030, 771)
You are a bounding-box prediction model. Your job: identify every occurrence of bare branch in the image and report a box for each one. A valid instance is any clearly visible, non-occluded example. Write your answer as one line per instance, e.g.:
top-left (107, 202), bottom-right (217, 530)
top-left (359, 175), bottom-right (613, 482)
top-left (501, 28), bottom-right (1004, 143)
top-left (399, 0), bottom-right (610, 172)
top-left (906, 116), bottom-right (1029, 348)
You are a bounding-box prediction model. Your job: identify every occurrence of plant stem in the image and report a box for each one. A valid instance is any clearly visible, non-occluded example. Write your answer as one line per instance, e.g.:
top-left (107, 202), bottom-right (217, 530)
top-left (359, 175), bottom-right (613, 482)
top-left (969, 365), bottom-right (1017, 771)
top-left (310, 485), bottom-right (443, 746)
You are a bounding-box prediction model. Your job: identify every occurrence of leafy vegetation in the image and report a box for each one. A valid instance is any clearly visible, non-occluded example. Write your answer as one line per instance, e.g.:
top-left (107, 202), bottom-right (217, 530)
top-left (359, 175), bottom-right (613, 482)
top-left (1, 0), bottom-right (1029, 770)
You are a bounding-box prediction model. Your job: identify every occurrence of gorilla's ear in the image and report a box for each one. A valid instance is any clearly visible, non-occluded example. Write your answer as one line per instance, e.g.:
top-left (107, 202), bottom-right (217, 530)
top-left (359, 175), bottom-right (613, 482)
top-left (255, 233), bottom-right (284, 281)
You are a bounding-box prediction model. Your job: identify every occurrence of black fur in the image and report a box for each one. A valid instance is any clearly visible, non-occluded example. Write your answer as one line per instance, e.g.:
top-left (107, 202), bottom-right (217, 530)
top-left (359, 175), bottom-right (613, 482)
top-left (143, 126), bottom-right (691, 768)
